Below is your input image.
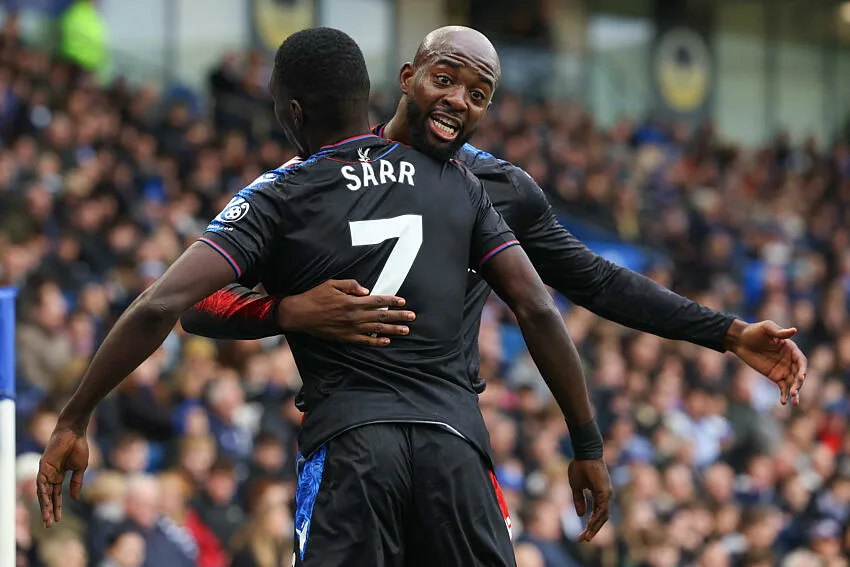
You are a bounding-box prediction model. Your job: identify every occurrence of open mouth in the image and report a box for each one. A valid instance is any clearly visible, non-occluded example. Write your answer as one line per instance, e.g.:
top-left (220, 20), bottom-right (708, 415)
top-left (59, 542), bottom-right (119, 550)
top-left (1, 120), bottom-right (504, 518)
top-left (428, 113), bottom-right (461, 142)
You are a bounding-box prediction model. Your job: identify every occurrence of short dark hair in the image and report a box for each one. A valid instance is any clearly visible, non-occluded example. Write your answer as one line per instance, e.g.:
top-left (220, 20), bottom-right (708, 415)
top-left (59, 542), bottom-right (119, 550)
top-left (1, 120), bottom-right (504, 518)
top-left (209, 455), bottom-right (236, 476)
top-left (106, 522), bottom-right (143, 547)
top-left (271, 27), bottom-right (370, 121)
top-left (254, 430), bottom-right (281, 447)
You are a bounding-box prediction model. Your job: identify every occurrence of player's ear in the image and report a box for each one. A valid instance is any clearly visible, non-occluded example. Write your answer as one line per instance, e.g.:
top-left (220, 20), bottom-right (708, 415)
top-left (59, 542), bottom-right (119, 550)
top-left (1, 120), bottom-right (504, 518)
top-left (399, 63), bottom-right (415, 95)
top-left (290, 100), bottom-right (304, 130)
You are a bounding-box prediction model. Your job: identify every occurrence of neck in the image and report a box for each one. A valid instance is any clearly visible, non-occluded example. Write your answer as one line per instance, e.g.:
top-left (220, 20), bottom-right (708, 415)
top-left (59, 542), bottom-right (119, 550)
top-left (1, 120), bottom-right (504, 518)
top-left (304, 115), bottom-right (372, 156)
top-left (382, 98), bottom-right (412, 145)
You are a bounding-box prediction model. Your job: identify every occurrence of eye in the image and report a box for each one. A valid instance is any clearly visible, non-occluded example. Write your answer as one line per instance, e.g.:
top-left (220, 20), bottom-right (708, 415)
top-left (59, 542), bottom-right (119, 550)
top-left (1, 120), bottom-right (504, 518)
top-left (435, 74), bottom-right (453, 86)
top-left (470, 90), bottom-right (486, 102)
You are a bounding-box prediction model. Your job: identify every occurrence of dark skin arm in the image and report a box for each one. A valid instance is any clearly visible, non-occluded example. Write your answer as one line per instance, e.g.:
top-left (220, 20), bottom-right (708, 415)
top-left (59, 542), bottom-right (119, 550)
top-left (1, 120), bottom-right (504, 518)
top-left (480, 245), bottom-right (612, 542)
top-left (184, 239), bottom-right (805, 406)
top-left (512, 170), bottom-right (807, 405)
top-left (276, 279), bottom-right (416, 344)
top-left (37, 242), bottom-right (237, 527)
top-left (181, 279), bottom-right (416, 346)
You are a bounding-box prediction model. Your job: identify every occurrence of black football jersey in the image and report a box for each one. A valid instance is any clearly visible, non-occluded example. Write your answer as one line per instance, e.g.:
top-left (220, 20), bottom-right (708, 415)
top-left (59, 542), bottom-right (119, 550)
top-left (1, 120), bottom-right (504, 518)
top-left (435, 142), bottom-right (736, 394)
top-left (371, 125), bottom-right (735, 395)
top-left (201, 134), bottom-right (518, 461)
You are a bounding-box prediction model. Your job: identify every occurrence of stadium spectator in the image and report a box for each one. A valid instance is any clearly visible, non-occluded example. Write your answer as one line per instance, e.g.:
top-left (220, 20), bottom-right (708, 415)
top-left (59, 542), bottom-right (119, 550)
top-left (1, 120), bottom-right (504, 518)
top-left (38, 532), bottom-right (88, 567)
top-left (157, 470), bottom-right (227, 567)
top-left (1, 20), bottom-right (848, 565)
top-left (191, 456), bottom-right (245, 554)
top-left (97, 525), bottom-right (145, 567)
top-left (229, 483), bottom-right (293, 567)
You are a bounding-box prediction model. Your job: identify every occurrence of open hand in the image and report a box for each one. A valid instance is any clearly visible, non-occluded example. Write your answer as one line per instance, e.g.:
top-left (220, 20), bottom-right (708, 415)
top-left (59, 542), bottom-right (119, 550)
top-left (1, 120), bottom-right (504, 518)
top-left (277, 279), bottom-right (416, 346)
top-left (568, 459), bottom-right (613, 543)
top-left (37, 426), bottom-right (89, 528)
top-left (729, 320), bottom-right (807, 406)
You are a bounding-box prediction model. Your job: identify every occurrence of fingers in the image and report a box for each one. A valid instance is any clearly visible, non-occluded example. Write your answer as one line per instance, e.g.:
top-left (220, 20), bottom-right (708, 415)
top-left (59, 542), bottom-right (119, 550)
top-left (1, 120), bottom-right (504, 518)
top-left (763, 320), bottom-right (797, 339)
top-left (70, 469), bottom-right (85, 501)
top-left (360, 322), bottom-right (411, 338)
top-left (796, 350), bottom-right (808, 383)
top-left (774, 340), bottom-right (807, 407)
top-left (52, 482), bottom-right (63, 523)
top-left (787, 372), bottom-right (800, 407)
top-left (37, 472), bottom-right (56, 528)
top-left (779, 379), bottom-right (789, 406)
top-left (331, 279), bottom-right (371, 296)
top-left (793, 343), bottom-right (808, 382)
top-left (355, 294), bottom-right (408, 310)
top-left (580, 487), bottom-right (612, 543)
top-left (790, 345), bottom-right (807, 407)
top-left (572, 486), bottom-right (587, 517)
top-left (355, 334), bottom-right (392, 347)
top-left (353, 305), bottom-right (415, 325)
top-left (771, 327), bottom-right (798, 339)
top-left (790, 381), bottom-right (801, 406)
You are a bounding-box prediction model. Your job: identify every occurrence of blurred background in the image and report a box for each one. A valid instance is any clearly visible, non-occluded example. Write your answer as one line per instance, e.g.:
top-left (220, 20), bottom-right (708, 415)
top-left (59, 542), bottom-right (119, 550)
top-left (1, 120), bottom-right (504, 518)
top-left (2, 0), bottom-right (850, 566)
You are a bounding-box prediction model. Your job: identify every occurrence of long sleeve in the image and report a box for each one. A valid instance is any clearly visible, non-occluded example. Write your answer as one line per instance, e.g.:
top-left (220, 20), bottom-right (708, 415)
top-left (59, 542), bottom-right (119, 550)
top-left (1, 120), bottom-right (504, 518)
top-left (181, 171), bottom-right (291, 340)
top-left (509, 168), bottom-right (735, 352)
top-left (180, 283), bottom-right (283, 340)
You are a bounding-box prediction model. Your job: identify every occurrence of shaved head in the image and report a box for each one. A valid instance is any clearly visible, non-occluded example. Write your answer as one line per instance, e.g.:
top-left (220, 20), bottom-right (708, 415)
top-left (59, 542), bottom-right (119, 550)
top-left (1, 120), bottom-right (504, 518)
top-left (414, 26), bottom-right (501, 84)
top-left (386, 26), bottom-right (501, 160)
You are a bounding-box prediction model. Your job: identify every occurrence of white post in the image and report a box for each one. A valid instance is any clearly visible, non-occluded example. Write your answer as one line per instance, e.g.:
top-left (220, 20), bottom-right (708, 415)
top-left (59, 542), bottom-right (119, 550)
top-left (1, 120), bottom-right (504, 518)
top-left (0, 399), bottom-right (14, 563)
top-left (0, 287), bottom-right (17, 566)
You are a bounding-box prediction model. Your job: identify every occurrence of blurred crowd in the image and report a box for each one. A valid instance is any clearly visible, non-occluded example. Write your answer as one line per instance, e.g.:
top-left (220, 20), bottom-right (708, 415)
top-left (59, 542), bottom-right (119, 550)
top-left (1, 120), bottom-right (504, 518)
top-left (1, 13), bottom-right (850, 567)
top-left (469, 97), bottom-right (850, 566)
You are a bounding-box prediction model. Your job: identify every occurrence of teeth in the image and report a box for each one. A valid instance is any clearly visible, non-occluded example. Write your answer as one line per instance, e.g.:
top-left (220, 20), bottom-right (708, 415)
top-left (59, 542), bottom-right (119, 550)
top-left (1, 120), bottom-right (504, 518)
top-left (432, 117), bottom-right (458, 135)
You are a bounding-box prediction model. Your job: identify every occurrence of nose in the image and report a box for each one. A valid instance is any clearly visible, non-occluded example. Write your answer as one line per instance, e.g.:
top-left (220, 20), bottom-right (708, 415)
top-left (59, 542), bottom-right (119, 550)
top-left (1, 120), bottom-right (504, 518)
top-left (441, 85), bottom-right (468, 113)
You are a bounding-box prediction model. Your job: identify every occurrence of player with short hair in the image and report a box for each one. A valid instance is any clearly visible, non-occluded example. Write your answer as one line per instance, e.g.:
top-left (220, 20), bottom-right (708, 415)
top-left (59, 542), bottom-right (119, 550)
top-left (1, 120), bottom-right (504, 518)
top-left (37, 28), bottom-right (607, 567)
top-left (183, 26), bottom-right (806, 407)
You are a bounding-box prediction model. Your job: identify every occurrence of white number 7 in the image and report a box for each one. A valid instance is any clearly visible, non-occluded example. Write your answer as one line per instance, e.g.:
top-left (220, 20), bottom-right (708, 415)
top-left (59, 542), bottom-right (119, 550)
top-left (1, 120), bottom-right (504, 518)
top-left (349, 215), bottom-right (423, 297)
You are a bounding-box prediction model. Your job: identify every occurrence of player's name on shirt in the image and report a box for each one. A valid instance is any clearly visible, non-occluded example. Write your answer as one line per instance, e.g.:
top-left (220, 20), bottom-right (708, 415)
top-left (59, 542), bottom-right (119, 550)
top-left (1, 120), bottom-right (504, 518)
top-left (340, 147), bottom-right (416, 191)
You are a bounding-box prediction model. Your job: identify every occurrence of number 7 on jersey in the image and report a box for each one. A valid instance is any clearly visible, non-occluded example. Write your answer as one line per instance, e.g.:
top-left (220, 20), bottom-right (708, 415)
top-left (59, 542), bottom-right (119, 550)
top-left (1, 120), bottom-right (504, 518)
top-left (349, 215), bottom-right (423, 297)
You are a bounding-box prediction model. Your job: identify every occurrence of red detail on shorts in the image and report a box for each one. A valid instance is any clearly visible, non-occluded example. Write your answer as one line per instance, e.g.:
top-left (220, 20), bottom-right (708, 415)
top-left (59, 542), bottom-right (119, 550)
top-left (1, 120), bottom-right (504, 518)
top-left (300, 413), bottom-right (306, 425)
top-left (489, 470), bottom-right (513, 542)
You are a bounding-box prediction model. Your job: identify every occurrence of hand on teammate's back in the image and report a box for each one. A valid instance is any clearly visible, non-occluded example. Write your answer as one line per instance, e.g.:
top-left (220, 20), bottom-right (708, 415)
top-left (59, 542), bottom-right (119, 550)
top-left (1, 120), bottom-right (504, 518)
top-left (36, 424), bottom-right (89, 528)
top-left (568, 458), bottom-right (613, 542)
top-left (725, 320), bottom-right (807, 406)
top-left (276, 279), bottom-right (416, 346)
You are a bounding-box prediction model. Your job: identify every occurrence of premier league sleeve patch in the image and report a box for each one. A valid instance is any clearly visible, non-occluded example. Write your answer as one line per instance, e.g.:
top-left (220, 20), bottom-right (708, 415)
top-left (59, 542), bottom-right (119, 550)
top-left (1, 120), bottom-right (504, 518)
top-left (215, 196), bottom-right (251, 223)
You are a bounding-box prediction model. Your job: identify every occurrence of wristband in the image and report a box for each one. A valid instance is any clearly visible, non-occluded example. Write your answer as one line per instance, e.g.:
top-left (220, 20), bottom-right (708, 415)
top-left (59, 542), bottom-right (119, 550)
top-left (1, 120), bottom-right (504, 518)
top-left (567, 420), bottom-right (604, 461)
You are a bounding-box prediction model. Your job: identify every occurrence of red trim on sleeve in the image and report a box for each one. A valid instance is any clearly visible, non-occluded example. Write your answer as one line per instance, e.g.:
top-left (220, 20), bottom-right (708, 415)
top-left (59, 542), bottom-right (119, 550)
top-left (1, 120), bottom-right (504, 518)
top-left (478, 240), bottom-right (520, 269)
top-left (198, 237), bottom-right (242, 278)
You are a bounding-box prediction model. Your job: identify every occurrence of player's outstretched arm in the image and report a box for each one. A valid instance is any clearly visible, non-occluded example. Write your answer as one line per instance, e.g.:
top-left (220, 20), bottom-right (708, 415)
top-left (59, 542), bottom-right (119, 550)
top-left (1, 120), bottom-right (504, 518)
top-left (180, 280), bottom-right (416, 346)
top-left (480, 245), bottom-right (612, 543)
top-left (510, 168), bottom-right (736, 350)
top-left (37, 242), bottom-right (237, 528)
top-left (511, 169), bottom-right (806, 403)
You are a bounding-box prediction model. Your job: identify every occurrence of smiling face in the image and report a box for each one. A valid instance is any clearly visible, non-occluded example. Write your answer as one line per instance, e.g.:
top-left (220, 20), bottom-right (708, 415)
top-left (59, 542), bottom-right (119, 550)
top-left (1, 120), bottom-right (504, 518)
top-left (400, 27), bottom-right (500, 161)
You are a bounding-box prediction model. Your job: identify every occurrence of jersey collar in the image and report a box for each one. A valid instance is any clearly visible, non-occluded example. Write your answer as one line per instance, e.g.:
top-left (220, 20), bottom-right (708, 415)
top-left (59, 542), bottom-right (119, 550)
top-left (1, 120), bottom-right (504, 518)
top-left (319, 134), bottom-right (380, 151)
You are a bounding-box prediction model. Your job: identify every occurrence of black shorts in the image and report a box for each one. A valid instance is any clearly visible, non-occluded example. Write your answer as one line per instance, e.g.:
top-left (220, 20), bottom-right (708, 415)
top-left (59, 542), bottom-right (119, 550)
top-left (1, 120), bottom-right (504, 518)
top-left (293, 422), bottom-right (515, 567)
